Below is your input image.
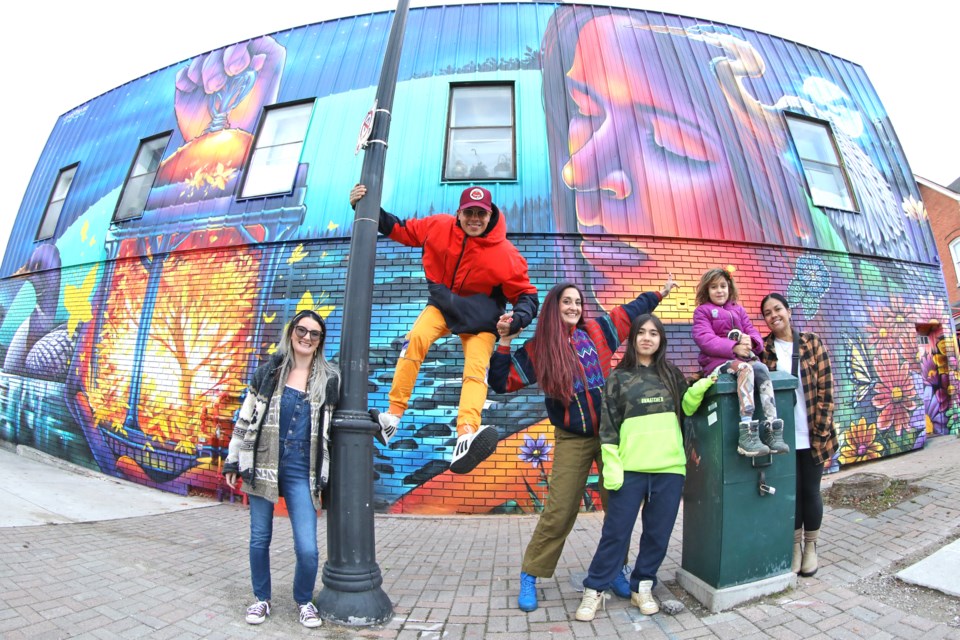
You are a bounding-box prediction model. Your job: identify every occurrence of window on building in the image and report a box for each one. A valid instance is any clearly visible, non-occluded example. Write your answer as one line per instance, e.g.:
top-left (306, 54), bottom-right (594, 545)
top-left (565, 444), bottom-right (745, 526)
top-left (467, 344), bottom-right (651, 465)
top-left (443, 84), bottom-right (516, 181)
top-left (240, 101), bottom-right (315, 198)
top-left (36, 164), bottom-right (78, 241)
top-left (949, 238), bottom-right (960, 287)
top-left (785, 113), bottom-right (857, 212)
top-left (114, 133), bottom-right (171, 222)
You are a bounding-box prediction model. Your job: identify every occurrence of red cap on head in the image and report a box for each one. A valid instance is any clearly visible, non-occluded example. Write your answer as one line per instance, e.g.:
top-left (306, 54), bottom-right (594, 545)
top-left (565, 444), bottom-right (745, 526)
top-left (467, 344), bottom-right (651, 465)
top-left (459, 186), bottom-right (493, 212)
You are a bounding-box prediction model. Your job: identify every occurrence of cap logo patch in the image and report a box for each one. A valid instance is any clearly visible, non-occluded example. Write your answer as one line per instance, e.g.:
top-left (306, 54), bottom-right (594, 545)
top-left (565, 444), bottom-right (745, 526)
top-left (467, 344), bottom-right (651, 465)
top-left (469, 188), bottom-right (485, 201)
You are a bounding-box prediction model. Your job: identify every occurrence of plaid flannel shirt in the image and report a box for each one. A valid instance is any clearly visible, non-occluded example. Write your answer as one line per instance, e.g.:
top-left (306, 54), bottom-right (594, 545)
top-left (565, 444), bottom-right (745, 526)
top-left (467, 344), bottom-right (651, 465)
top-left (761, 331), bottom-right (838, 465)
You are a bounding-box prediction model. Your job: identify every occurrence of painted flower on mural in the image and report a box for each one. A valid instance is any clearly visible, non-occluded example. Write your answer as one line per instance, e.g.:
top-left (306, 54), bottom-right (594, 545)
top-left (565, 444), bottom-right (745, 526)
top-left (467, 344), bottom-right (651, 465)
top-left (837, 417), bottom-right (884, 464)
top-left (786, 255), bottom-right (830, 318)
top-left (901, 196), bottom-right (928, 222)
top-left (912, 292), bottom-right (946, 327)
top-left (871, 355), bottom-right (919, 435)
top-left (865, 296), bottom-right (916, 358)
top-left (519, 434), bottom-right (553, 468)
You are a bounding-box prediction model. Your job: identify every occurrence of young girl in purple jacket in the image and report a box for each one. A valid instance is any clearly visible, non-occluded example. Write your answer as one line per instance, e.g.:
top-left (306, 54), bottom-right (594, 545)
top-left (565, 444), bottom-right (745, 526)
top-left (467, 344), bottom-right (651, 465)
top-left (691, 268), bottom-right (788, 457)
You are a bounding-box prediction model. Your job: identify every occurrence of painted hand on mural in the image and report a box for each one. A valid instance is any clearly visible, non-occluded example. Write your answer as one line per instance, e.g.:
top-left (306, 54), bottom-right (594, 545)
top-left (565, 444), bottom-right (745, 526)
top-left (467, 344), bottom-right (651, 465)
top-left (174, 36), bottom-right (286, 139)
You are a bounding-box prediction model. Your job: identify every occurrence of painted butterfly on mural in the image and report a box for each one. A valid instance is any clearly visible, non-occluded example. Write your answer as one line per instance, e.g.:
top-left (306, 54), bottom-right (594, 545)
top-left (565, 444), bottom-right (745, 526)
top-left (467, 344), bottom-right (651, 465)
top-left (847, 334), bottom-right (878, 403)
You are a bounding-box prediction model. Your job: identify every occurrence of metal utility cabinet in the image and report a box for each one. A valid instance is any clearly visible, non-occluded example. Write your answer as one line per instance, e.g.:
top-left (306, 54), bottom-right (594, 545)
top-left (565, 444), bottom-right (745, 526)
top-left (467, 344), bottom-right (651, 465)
top-left (677, 370), bottom-right (798, 612)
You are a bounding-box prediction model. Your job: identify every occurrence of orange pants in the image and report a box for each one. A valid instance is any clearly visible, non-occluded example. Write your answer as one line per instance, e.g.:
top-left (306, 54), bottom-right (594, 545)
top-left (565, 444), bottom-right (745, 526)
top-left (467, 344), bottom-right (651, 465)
top-left (388, 305), bottom-right (496, 434)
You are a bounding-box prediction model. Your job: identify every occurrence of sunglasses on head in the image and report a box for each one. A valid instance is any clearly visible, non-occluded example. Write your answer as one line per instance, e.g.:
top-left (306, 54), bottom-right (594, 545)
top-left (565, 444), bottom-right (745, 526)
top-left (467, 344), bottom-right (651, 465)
top-left (293, 325), bottom-right (323, 342)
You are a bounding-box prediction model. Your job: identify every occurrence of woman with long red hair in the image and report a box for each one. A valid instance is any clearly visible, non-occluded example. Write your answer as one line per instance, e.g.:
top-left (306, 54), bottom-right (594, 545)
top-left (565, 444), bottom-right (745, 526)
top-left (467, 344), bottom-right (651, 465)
top-left (489, 277), bottom-right (676, 612)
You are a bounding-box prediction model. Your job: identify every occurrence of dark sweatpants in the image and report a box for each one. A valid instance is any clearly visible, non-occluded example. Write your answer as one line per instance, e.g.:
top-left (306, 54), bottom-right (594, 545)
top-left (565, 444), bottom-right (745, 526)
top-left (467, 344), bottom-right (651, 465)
top-left (582, 472), bottom-right (685, 591)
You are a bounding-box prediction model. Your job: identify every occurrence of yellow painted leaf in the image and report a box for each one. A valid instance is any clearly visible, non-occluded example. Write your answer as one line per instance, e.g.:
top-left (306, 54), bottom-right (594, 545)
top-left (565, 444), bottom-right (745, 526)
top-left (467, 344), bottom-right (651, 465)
top-left (287, 244), bottom-right (309, 264)
top-left (267, 343), bottom-right (278, 355)
top-left (81, 220), bottom-right (90, 242)
top-left (296, 292), bottom-right (315, 314)
top-left (262, 312), bottom-right (276, 323)
top-left (326, 221), bottom-right (340, 231)
top-left (64, 264), bottom-right (99, 334)
top-left (317, 305), bottom-right (335, 319)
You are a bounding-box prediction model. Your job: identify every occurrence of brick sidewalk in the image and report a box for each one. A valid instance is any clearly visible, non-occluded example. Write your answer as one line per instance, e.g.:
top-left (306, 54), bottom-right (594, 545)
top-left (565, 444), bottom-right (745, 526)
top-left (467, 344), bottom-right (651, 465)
top-left (2, 438), bottom-right (959, 639)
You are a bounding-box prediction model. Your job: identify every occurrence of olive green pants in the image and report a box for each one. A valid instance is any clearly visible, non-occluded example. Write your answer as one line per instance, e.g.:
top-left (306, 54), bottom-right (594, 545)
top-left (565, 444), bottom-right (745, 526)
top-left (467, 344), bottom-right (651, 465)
top-left (521, 428), bottom-right (612, 578)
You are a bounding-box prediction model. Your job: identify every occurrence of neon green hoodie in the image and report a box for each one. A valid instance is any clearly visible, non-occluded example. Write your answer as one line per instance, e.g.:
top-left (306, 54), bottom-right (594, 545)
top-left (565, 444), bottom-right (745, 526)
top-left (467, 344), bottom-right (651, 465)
top-left (599, 364), bottom-right (714, 490)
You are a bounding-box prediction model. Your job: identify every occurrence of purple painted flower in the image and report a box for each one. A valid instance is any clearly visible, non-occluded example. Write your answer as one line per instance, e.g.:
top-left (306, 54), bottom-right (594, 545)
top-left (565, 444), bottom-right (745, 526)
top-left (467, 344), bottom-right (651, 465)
top-left (519, 435), bottom-right (552, 468)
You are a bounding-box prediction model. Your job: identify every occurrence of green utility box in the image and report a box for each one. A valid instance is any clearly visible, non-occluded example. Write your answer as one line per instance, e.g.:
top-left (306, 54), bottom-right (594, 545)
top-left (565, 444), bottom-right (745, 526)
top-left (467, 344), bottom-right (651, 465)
top-left (676, 370), bottom-right (797, 612)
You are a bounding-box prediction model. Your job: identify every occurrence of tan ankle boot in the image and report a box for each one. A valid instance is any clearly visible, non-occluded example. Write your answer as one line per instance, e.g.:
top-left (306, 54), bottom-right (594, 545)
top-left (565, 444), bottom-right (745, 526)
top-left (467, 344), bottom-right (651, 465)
top-left (792, 529), bottom-right (802, 574)
top-left (800, 529), bottom-right (819, 577)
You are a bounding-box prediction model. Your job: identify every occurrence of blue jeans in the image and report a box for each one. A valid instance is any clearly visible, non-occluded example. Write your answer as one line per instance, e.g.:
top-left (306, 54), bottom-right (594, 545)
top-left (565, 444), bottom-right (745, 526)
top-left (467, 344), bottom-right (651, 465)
top-left (583, 472), bottom-right (684, 591)
top-left (249, 388), bottom-right (317, 605)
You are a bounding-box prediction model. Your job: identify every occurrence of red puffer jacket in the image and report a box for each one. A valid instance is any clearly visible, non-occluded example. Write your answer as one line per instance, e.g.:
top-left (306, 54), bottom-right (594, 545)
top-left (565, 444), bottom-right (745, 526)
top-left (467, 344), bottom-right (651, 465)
top-left (379, 204), bottom-right (539, 335)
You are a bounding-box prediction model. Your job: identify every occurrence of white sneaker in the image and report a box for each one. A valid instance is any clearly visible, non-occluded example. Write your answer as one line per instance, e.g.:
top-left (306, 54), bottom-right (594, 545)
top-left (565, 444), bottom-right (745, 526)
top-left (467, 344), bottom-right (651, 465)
top-left (374, 410), bottom-right (400, 446)
top-left (298, 602), bottom-right (322, 628)
top-left (449, 424), bottom-right (499, 474)
top-left (631, 580), bottom-right (659, 615)
top-left (575, 588), bottom-right (607, 621)
top-left (245, 600), bottom-right (270, 625)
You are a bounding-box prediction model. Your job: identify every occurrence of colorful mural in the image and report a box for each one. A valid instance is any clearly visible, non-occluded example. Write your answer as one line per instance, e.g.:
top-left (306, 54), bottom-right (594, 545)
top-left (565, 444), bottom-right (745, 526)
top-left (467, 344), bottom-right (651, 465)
top-left (0, 3), bottom-right (955, 513)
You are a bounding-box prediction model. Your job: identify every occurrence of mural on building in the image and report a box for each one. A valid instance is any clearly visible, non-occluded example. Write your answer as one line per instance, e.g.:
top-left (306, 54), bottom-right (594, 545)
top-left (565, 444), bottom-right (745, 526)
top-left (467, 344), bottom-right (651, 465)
top-left (0, 4), bottom-right (955, 514)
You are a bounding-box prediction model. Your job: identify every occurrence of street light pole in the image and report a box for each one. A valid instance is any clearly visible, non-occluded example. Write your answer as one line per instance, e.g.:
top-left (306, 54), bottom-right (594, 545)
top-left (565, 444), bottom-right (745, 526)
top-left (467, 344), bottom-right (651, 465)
top-left (314, 0), bottom-right (410, 626)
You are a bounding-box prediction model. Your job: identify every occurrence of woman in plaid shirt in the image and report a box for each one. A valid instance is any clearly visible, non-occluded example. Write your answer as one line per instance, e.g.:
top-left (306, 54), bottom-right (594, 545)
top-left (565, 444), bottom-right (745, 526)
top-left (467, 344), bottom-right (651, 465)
top-left (759, 293), bottom-right (838, 578)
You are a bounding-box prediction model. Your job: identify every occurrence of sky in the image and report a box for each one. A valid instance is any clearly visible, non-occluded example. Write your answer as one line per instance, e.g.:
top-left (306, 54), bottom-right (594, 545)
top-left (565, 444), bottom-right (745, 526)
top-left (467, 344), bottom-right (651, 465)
top-left (2, 0), bottom-right (957, 260)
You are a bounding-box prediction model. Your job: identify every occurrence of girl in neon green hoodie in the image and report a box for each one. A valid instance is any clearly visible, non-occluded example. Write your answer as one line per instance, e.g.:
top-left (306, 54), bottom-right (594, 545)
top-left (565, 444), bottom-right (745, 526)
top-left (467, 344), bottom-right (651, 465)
top-left (575, 313), bottom-right (715, 621)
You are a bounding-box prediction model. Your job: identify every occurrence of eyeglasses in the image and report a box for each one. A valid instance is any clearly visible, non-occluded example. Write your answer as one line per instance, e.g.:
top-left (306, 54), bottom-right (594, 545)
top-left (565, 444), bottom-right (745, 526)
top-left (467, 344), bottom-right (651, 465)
top-left (294, 325), bottom-right (323, 342)
top-left (459, 208), bottom-right (490, 219)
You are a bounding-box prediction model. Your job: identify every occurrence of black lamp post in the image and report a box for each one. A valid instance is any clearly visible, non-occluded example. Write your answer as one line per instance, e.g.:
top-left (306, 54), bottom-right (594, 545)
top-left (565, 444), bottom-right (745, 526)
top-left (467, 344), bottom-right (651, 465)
top-left (314, 0), bottom-right (410, 626)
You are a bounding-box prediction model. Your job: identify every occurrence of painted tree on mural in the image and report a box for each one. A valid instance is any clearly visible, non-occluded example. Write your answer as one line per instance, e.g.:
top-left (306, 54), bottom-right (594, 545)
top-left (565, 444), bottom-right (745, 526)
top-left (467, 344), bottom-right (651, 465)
top-left (90, 248), bottom-right (259, 456)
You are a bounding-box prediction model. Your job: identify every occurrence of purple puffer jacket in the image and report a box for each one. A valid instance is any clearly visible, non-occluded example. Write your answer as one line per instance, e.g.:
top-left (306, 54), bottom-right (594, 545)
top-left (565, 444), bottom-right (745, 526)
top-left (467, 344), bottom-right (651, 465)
top-left (692, 301), bottom-right (763, 373)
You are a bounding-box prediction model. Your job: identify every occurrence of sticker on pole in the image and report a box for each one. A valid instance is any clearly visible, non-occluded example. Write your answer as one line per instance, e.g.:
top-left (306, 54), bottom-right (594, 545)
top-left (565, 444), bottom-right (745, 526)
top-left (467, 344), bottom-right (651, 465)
top-left (356, 99), bottom-right (377, 155)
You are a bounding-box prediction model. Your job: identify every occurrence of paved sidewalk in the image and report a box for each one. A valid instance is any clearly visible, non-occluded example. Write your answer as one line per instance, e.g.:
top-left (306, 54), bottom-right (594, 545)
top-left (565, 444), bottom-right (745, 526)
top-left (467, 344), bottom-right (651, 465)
top-left (1, 437), bottom-right (959, 639)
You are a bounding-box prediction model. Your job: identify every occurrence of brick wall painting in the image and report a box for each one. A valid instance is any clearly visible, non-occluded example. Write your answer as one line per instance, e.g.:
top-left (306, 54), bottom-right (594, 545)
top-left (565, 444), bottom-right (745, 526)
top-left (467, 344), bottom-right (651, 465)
top-left (0, 4), bottom-right (955, 513)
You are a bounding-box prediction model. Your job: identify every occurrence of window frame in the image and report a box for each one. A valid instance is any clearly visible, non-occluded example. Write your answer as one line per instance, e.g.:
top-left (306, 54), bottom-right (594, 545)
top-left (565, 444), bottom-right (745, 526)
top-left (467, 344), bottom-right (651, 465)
top-left (237, 99), bottom-right (316, 200)
top-left (441, 82), bottom-right (517, 183)
top-left (36, 163), bottom-right (79, 241)
top-left (949, 238), bottom-right (960, 287)
top-left (784, 112), bottom-right (859, 213)
top-left (112, 131), bottom-right (173, 223)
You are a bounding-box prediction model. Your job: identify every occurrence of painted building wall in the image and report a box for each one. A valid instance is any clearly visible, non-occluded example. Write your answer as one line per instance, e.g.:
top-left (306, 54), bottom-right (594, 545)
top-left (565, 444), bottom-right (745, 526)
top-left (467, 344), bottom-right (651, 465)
top-left (1, 3), bottom-right (955, 514)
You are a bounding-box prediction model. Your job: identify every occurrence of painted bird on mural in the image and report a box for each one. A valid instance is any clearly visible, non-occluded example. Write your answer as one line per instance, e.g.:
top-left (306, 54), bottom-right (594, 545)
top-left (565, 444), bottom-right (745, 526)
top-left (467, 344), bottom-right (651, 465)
top-left (3, 245), bottom-right (74, 381)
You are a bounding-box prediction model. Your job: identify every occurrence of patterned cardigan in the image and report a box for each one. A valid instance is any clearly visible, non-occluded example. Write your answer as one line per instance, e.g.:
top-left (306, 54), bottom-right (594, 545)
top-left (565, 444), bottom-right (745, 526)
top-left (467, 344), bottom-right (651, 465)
top-left (760, 331), bottom-right (838, 465)
top-left (224, 354), bottom-right (339, 509)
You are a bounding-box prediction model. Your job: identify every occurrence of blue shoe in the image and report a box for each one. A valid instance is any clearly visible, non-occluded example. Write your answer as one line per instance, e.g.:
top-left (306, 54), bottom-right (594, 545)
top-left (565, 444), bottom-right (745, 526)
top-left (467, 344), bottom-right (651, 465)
top-left (610, 570), bottom-right (631, 599)
top-left (518, 572), bottom-right (538, 612)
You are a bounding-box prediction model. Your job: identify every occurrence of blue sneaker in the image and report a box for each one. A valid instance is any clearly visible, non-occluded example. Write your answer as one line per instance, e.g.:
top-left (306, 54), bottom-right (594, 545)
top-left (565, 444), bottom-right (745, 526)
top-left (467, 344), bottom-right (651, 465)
top-left (518, 572), bottom-right (538, 611)
top-left (610, 570), bottom-right (631, 599)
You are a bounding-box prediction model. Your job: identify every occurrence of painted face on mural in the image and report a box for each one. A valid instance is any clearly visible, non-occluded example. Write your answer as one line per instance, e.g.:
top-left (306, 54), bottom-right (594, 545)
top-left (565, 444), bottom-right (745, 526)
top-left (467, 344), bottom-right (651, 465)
top-left (561, 16), bottom-right (740, 241)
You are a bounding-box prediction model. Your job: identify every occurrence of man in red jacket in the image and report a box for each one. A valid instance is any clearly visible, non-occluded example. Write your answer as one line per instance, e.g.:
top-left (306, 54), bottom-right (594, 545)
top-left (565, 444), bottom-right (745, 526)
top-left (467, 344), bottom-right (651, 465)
top-left (350, 184), bottom-right (539, 474)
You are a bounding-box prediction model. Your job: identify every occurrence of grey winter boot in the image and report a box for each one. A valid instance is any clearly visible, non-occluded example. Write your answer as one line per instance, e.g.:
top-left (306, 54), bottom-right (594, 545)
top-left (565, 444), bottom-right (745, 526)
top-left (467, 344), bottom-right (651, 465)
top-left (761, 418), bottom-right (790, 454)
top-left (737, 420), bottom-right (770, 457)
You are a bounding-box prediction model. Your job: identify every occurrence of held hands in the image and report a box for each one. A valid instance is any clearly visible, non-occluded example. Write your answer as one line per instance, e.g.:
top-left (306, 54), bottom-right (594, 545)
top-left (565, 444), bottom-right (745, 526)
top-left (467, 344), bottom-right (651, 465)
top-left (224, 472), bottom-right (238, 490)
top-left (660, 273), bottom-right (678, 298)
top-left (349, 183), bottom-right (367, 208)
top-left (497, 312), bottom-right (521, 341)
